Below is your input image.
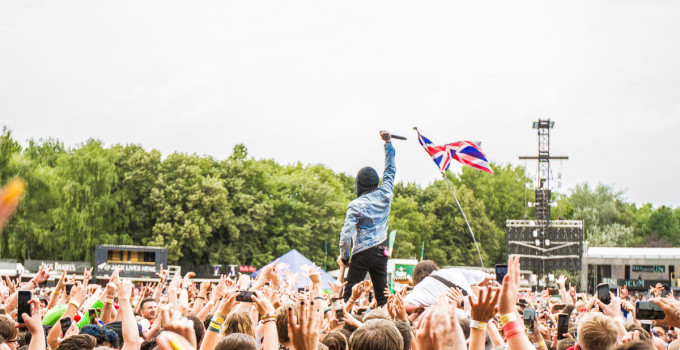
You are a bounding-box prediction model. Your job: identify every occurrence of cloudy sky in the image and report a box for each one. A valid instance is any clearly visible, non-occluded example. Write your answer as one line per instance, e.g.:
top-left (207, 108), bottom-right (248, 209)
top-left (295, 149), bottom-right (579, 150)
top-left (1, 1), bottom-right (679, 207)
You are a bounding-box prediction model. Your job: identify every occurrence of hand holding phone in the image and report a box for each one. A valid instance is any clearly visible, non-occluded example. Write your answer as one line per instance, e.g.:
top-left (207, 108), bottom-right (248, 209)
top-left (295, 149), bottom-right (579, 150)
top-left (524, 308), bottom-right (536, 334)
top-left (495, 264), bottom-right (508, 285)
top-left (60, 317), bottom-right (72, 335)
top-left (17, 290), bottom-right (32, 324)
top-left (235, 290), bottom-right (255, 303)
top-left (557, 313), bottom-right (569, 340)
top-left (597, 283), bottom-right (610, 305)
top-left (636, 301), bottom-right (665, 320)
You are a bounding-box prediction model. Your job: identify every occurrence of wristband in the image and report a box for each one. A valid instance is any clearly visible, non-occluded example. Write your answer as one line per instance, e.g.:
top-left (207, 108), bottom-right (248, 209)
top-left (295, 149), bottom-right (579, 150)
top-left (470, 320), bottom-right (488, 331)
top-left (263, 319), bottom-right (276, 324)
top-left (534, 340), bottom-right (546, 348)
top-left (211, 312), bottom-right (226, 325)
top-left (105, 298), bottom-right (114, 304)
top-left (197, 296), bottom-right (206, 300)
top-left (502, 320), bottom-right (524, 340)
top-left (53, 290), bottom-right (60, 296)
top-left (261, 314), bottom-right (276, 322)
top-left (208, 322), bottom-right (222, 333)
top-left (68, 300), bottom-right (81, 310)
top-left (314, 296), bottom-right (324, 301)
top-left (348, 297), bottom-right (355, 304)
top-left (500, 312), bottom-right (518, 326)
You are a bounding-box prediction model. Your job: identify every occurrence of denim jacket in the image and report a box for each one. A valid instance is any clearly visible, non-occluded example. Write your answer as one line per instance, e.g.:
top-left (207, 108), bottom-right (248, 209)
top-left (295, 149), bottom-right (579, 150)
top-left (339, 142), bottom-right (395, 260)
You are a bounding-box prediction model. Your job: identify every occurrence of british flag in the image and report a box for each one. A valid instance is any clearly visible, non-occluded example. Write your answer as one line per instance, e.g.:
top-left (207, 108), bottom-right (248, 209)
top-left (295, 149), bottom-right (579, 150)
top-left (416, 130), bottom-right (494, 174)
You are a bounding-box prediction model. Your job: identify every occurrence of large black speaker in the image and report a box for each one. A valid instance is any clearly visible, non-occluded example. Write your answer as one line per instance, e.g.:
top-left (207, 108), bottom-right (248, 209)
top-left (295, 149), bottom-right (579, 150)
top-left (506, 220), bottom-right (583, 272)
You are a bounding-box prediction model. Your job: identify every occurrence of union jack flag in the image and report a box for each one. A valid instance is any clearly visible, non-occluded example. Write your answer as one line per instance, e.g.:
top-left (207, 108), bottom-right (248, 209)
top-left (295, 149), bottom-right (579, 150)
top-left (416, 130), bottom-right (494, 174)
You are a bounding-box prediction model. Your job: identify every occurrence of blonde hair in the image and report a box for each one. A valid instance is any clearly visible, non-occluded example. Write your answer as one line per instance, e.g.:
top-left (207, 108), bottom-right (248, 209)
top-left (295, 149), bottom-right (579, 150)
top-left (223, 311), bottom-right (253, 337)
top-left (576, 313), bottom-right (618, 350)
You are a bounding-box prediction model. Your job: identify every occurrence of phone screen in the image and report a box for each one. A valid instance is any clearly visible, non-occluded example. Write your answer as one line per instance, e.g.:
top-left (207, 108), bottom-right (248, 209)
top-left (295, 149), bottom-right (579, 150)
top-left (636, 301), bottom-right (665, 320)
top-left (17, 290), bottom-right (32, 324)
top-left (597, 284), bottom-right (610, 304)
top-left (65, 283), bottom-right (75, 295)
top-left (557, 313), bottom-right (569, 340)
top-left (335, 308), bottom-right (345, 322)
top-left (524, 308), bottom-right (535, 333)
top-left (235, 290), bottom-right (254, 302)
top-left (88, 309), bottom-right (98, 324)
top-left (60, 318), bottom-right (72, 334)
top-left (495, 264), bottom-right (508, 284)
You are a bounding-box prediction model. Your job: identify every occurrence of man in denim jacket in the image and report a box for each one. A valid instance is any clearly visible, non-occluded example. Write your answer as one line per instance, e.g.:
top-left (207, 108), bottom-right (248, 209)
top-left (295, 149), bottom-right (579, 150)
top-left (338, 130), bottom-right (395, 306)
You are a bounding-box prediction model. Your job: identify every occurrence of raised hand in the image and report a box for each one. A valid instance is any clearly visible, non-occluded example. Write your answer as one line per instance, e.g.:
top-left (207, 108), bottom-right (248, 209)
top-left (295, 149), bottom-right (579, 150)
top-left (288, 300), bottom-right (322, 350)
top-left (83, 267), bottom-right (94, 283)
top-left (117, 280), bottom-right (134, 301)
top-left (105, 282), bottom-right (118, 300)
top-left (336, 256), bottom-right (348, 269)
top-left (182, 272), bottom-right (196, 289)
top-left (394, 290), bottom-right (408, 322)
top-left (251, 290), bottom-right (276, 316)
top-left (445, 287), bottom-right (464, 308)
top-left (198, 281), bottom-right (211, 298)
top-left (22, 297), bottom-right (43, 336)
top-left (159, 306), bottom-right (196, 348)
top-left (217, 289), bottom-right (239, 316)
top-left (597, 292), bottom-right (622, 318)
top-left (351, 282), bottom-right (363, 301)
top-left (53, 270), bottom-right (67, 294)
top-left (498, 256), bottom-right (520, 315)
top-left (556, 275), bottom-right (567, 288)
top-left (379, 130), bottom-right (391, 143)
top-left (471, 286), bottom-right (500, 323)
top-left (415, 297), bottom-right (465, 350)
top-left (328, 281), bottom-right (347, 298)
top-left (69, 282), bottom-right (86, 305)
top-left (33, 263), bottom-right (51, 285)
top-left (362, 280), bottom-right (373, 296)
top-left (306, 264), bottom-right (321, 286)
top-left (650, 298), bottom-right (680, 328)
top-left (156, 264), bottom-right (169, 283)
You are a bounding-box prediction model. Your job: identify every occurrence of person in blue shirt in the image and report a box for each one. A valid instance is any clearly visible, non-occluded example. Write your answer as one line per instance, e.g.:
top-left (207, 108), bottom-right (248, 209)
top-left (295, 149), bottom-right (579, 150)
top-left (337, 130), bottom-right (395, 306)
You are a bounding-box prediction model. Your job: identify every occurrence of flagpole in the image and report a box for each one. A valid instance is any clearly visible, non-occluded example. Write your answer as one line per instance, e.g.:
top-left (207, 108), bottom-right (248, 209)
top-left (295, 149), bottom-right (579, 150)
top-left (442, 172), bottom-right (485, 268)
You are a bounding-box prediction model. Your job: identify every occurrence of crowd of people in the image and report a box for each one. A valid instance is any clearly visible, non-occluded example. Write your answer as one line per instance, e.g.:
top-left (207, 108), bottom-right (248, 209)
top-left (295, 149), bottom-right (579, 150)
top-left (0, 256), bottom-right (679, 350)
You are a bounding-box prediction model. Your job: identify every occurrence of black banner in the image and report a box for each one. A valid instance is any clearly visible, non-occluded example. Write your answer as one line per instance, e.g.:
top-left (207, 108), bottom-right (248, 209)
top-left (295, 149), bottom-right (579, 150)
top-left (24, 260), bottom-right (91, 273)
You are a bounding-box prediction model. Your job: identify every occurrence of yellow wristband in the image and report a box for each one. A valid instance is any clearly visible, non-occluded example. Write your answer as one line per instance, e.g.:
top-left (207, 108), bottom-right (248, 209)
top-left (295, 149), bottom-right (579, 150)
top-left (53, 290), bottom-right (60, 295)
top-left (470, 320), bottom-right (488, 331)
top-left (68, 300), bottom-right (81, 309)
top-left (534, 340), bottom-right (546, 348)
top-left (500, 313), bottom-right (517, 326)
top-left (212, 312), bottom-right (226, 325)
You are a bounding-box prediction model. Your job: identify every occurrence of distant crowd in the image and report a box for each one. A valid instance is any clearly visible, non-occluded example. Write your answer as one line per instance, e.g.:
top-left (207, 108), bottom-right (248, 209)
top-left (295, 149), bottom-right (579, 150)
top-left (0, 255), bottom-right (678, 350)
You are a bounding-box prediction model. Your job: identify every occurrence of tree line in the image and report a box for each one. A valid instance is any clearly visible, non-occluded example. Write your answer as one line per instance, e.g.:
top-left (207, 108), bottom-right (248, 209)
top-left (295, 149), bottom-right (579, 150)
top-left (1, 127), bottom-right (678, 269)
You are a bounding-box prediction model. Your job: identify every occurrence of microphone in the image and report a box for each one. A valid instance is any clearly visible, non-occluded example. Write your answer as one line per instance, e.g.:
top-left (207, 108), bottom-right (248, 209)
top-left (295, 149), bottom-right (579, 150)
top-left (390, 134), bottom-right (407, 140)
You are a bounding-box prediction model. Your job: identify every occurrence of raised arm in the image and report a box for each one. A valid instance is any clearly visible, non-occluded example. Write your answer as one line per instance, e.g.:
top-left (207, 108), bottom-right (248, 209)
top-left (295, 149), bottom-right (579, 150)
top-left (118, 280), bottom-right (143, 350)
top-left (379, 131), bottom-right (395, 194)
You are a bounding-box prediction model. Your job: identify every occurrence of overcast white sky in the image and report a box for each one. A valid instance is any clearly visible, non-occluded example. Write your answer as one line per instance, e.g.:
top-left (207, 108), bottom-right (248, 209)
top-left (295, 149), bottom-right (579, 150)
top-left (1, 1), bottom-right (679, 207)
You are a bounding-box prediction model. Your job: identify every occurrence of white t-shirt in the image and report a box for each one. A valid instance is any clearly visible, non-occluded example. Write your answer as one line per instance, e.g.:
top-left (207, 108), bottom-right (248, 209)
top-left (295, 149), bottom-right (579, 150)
top-left (138, 318), bottom-right (151, 333)
top-left (404, 268), bottom-right (486, 308)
